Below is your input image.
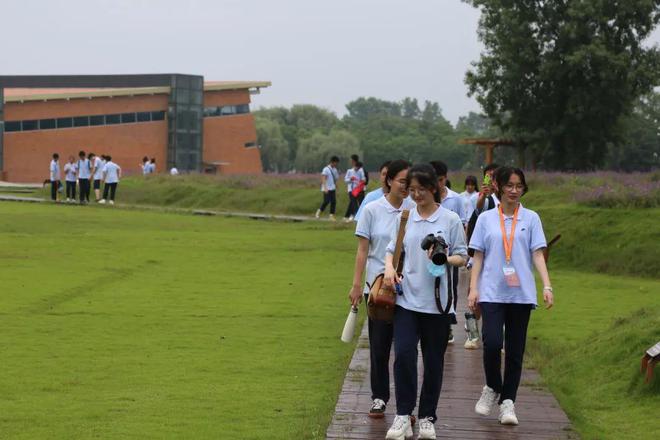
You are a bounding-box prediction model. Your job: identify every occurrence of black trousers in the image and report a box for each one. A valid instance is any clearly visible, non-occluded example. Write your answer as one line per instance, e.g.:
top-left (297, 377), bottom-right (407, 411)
top-left (365, 294), bottom-right (394, 403)
top-left (344, 193), bottom-right (359, 218)
top-left (393, 306), bottom-right (450, 421)
top-left (103, 182), bottom-right (118, 201)
top-left (50, 180), bottom-right (58, 200)
top-left (480, 302), bottom-right (532, 403)
top-left (78, 178), bottom-right (90, 202)
top-left (66, 181), bottom-right (76, 199)
top-left (319, 190), bottom-right (336, 214)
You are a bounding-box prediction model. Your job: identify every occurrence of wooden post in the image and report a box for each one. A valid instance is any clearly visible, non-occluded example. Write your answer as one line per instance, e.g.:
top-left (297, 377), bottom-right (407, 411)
top-left (485, 144), bottom-right (494, 165)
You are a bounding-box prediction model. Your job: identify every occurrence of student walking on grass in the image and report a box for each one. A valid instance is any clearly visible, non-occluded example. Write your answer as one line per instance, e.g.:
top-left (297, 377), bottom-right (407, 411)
top-left (99, 156), bottom-right (121, 205)
top-left (63, 156), bottom-right (77, 202)
top-left (468, 166), bottom-right (554, 426)
top-left (315, 156), bottom-right (340, 221)
top-left (49, 153), bottom-right (60, 202)
top-left (384, 164), bottom-right (467, 440)
top-left (349, 160), bottom-right (415, 419)
top-left (344, 156), bottom-right (366, 222)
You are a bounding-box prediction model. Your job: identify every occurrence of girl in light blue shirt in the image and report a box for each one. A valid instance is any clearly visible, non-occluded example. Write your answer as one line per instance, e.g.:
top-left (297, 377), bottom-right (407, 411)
top-left (383, 164), bottom-right (467, 440)
top-left (468, 166), bottom-right (553, 426)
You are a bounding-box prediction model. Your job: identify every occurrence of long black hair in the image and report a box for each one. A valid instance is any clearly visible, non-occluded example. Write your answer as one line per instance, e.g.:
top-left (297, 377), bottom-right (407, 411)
top-left (406, 163), bottom-right (441, 203)
top-left (384, 160), bottom-right (410, 192)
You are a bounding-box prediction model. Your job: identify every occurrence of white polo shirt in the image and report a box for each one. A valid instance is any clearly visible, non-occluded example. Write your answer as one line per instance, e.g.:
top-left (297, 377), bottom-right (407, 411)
top-left (469, 203), bottom-right (547, 306)
top-left (344, 168), bottom-right (365, 193)
top-left (50, 160), bottom-right (60, 181)
top-left (64, 163), bottom-right (77, 182)
top-left (103, 162), bottom-right (121, 184)
top-left (355, 196), bottom-right (416, 294)
top-left (92, 157), bottom-right (104, 180)
top-left (386, 205), bottom-right (468, 314)
top-left (460, 190), bottom-right (479, 220)
top-left (321, 165), bottom-right (339, 191)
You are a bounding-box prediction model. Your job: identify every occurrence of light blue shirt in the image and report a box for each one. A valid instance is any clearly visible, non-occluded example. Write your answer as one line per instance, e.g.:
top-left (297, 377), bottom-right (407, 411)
top-left (321, 165), bottom-right (339, 191)
top-left (460, 191), bottom-right (479, 220)
top-left (354, 187), bottom-right (384, 222)
top-left (469, 204), bottom-right (547, 306)
top-left (64, 163), bottom-right (77, 182)
top-left (355, 196), bottom-right (416, 294)
top-left (442, 188), bottom-right (467, 225)
top-left (386, 205), bottom-right (468, 314)
top-left (77, 158), bottom-right (91, 179)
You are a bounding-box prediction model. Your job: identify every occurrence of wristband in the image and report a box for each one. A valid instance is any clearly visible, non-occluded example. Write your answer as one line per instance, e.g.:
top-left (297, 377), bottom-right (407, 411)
top-left (543, 286), bottom-right (553, 292)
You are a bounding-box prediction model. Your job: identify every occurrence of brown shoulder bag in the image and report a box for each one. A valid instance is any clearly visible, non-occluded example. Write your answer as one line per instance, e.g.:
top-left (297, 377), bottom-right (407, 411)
top-left (367, 210), bottom-right (410, 322)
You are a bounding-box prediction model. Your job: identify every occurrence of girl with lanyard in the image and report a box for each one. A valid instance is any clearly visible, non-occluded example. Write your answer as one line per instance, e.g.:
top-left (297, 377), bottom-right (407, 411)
top-left (467, 166), bottom-right (554, 425)
top-left (349, 160), bottom-right (415, 419)
top-left (384, 164), bottom-right (467, 440)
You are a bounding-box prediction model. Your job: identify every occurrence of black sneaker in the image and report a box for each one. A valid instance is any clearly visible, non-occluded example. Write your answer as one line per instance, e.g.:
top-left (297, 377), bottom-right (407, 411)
top-left (369, 398), bottom-right (386, 418)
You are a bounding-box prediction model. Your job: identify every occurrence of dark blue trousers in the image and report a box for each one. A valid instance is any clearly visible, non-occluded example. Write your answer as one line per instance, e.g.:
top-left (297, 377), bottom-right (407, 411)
top-left (480, 302), bottom-right (532, 403)
top-left (364, 294), bottom-right (393, 402)
top-left (393, 306), bottom-right (450, 421)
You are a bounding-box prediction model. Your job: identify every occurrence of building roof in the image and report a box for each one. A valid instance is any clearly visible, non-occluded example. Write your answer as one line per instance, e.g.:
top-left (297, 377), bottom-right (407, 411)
top-left (3, 81), bottom-right (271, 103)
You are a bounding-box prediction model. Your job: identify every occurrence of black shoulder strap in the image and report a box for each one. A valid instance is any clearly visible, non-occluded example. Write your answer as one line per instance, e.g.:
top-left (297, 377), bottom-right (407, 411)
top-left (434, 270), bottom-right (453, 315)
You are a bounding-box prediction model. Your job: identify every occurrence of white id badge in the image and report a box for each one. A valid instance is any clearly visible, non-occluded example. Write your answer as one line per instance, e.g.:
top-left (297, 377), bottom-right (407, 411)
top-left (503, 265), bottom-right (521, 287)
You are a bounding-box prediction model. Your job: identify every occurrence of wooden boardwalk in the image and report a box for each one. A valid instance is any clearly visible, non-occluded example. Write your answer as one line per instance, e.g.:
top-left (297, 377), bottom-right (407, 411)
top-left (327, 270), bottom-right (576, 440)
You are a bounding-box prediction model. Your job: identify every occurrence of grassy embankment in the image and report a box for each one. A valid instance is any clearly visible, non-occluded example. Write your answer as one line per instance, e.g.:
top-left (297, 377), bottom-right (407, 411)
top-left (22, 171), bottom-right (660, 438)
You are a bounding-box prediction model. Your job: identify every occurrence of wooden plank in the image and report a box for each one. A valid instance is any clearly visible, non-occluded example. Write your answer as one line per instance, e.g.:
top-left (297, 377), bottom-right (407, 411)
top-left (326, 270), bottom-right (577, 439)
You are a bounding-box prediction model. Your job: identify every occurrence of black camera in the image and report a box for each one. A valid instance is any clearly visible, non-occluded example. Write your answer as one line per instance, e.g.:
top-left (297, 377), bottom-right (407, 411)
top-left (420, 234), bottom-right (448, 265)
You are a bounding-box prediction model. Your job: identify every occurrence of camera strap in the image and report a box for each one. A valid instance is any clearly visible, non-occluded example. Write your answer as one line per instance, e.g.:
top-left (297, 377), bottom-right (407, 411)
top-left (434, 265), bottom-right (453, 315)
top-left (392, 210), bottom-right (410, 274)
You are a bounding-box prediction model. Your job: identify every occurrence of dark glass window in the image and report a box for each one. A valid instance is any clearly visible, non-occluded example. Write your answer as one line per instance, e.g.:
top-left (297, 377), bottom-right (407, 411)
top-left (39, 119), bottom-right (56, 130)
top-left (106, 114), bottom-right (121, 125)
top-left (57, 118), bottom-right (73, 128)
top-left (121, 113), bottom-right (136, 123)
top-left (5, 121), bottom-right (21, 132)
top-left (151, 111), bottom-right (165, 121)
top-left (73, 116), bottom-right (89, 127)
top-left (22, 120), bottom-right (39, 131)
top-left (137, 111), bottom-right (151, 122)
top-left (236, 104), bottom-right (250, 114)
top-left (220, 105), bottom-right (236, 115)
top-left (244, 141), bottom-right (257, 148)
top-left (203, 107), bottom-right (219, 117)
top-left (90, 115), bottom-right (105, 126)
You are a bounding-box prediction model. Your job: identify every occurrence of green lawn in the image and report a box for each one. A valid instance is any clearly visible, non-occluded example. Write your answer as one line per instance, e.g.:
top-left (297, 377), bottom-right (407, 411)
top-left (0, 202), bottom-right (357, 439)
top-left (528, 270), bottom-right (660, 439)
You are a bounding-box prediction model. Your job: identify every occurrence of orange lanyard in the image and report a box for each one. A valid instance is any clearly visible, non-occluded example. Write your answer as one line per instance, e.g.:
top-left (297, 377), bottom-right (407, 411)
top-left (498, 204), bottom-right (519, 264)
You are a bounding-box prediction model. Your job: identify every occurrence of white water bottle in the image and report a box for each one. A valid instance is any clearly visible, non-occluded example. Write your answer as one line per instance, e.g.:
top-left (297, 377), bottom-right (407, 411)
top-left (341, 306), bottom-right (359, 343)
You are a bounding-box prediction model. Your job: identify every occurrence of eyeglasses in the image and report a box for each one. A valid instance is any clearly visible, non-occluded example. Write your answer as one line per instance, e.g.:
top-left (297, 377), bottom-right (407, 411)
top-left (503, 183), bottom-right (525, 192)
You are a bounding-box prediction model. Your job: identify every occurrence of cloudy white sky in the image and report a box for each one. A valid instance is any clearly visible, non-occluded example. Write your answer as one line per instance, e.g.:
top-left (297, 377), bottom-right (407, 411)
top-left (2, 0), bottom-right (659, 123)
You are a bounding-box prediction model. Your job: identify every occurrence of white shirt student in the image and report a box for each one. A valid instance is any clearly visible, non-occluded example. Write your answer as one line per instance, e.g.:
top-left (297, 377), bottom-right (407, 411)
top-left (103, 161), bottom-right (121, 184)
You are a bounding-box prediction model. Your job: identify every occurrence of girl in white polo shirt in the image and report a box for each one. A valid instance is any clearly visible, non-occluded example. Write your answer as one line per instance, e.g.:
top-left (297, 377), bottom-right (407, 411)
top-left (99, 156), bottom-right (121, 205)
top-left (468, 166), bottom-right (553, 426)
top-left (349, 160), bottom-right (415, 419)
top-left (383, 164), bottom-right (468, 440)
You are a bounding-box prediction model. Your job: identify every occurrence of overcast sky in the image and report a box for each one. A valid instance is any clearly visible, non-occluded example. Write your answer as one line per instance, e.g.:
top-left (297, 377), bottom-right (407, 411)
top-left (2, 0), bottom-right (659, 124)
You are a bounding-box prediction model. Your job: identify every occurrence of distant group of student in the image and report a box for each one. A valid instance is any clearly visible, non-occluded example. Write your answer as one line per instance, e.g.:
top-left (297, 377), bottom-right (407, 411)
top-left (316, 154), bottom-right (370, 222)
top-left (49, 151), bottom-right (121, 204)
top-left (338, 157), bottom-right (553, 439)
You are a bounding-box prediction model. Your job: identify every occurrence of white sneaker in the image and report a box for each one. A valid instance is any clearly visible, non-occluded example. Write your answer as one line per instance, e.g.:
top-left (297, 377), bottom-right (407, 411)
top-left (448, 328), bottom-right (455, 344)
top-left (464, 338), bottom-right (479, 349)
top-left (98, 199), bottom-right (106, 204)
top-left (329, 214), bottom-right (336, 222)
top-left (475, 385), bottom-right (499, 416)
top-left (315, 209), bottom-right (321, 218)
top-left (417, 417), bottom-right (436, 439)
top-left (499, 399), bottom-right (519, 425)
top-left (109, 200), bottom-right (114, 205)
top-left (66, 198), bottom-right (70, 202)
top-left (385, 415), bottom-right (413, 440)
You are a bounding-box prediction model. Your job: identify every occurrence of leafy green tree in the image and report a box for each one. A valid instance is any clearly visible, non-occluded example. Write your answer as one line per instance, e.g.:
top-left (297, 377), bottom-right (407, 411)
top-left (255, 117), bottom-right (290, 172)
top-left (294, 130), bottom-right (360, 173)
top-left (464, 0), bottom-right (660, 170)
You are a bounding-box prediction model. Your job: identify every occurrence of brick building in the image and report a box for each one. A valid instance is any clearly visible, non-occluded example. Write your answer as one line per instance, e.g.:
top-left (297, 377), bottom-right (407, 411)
top-left (0, 75), bottom-right (270, 182)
